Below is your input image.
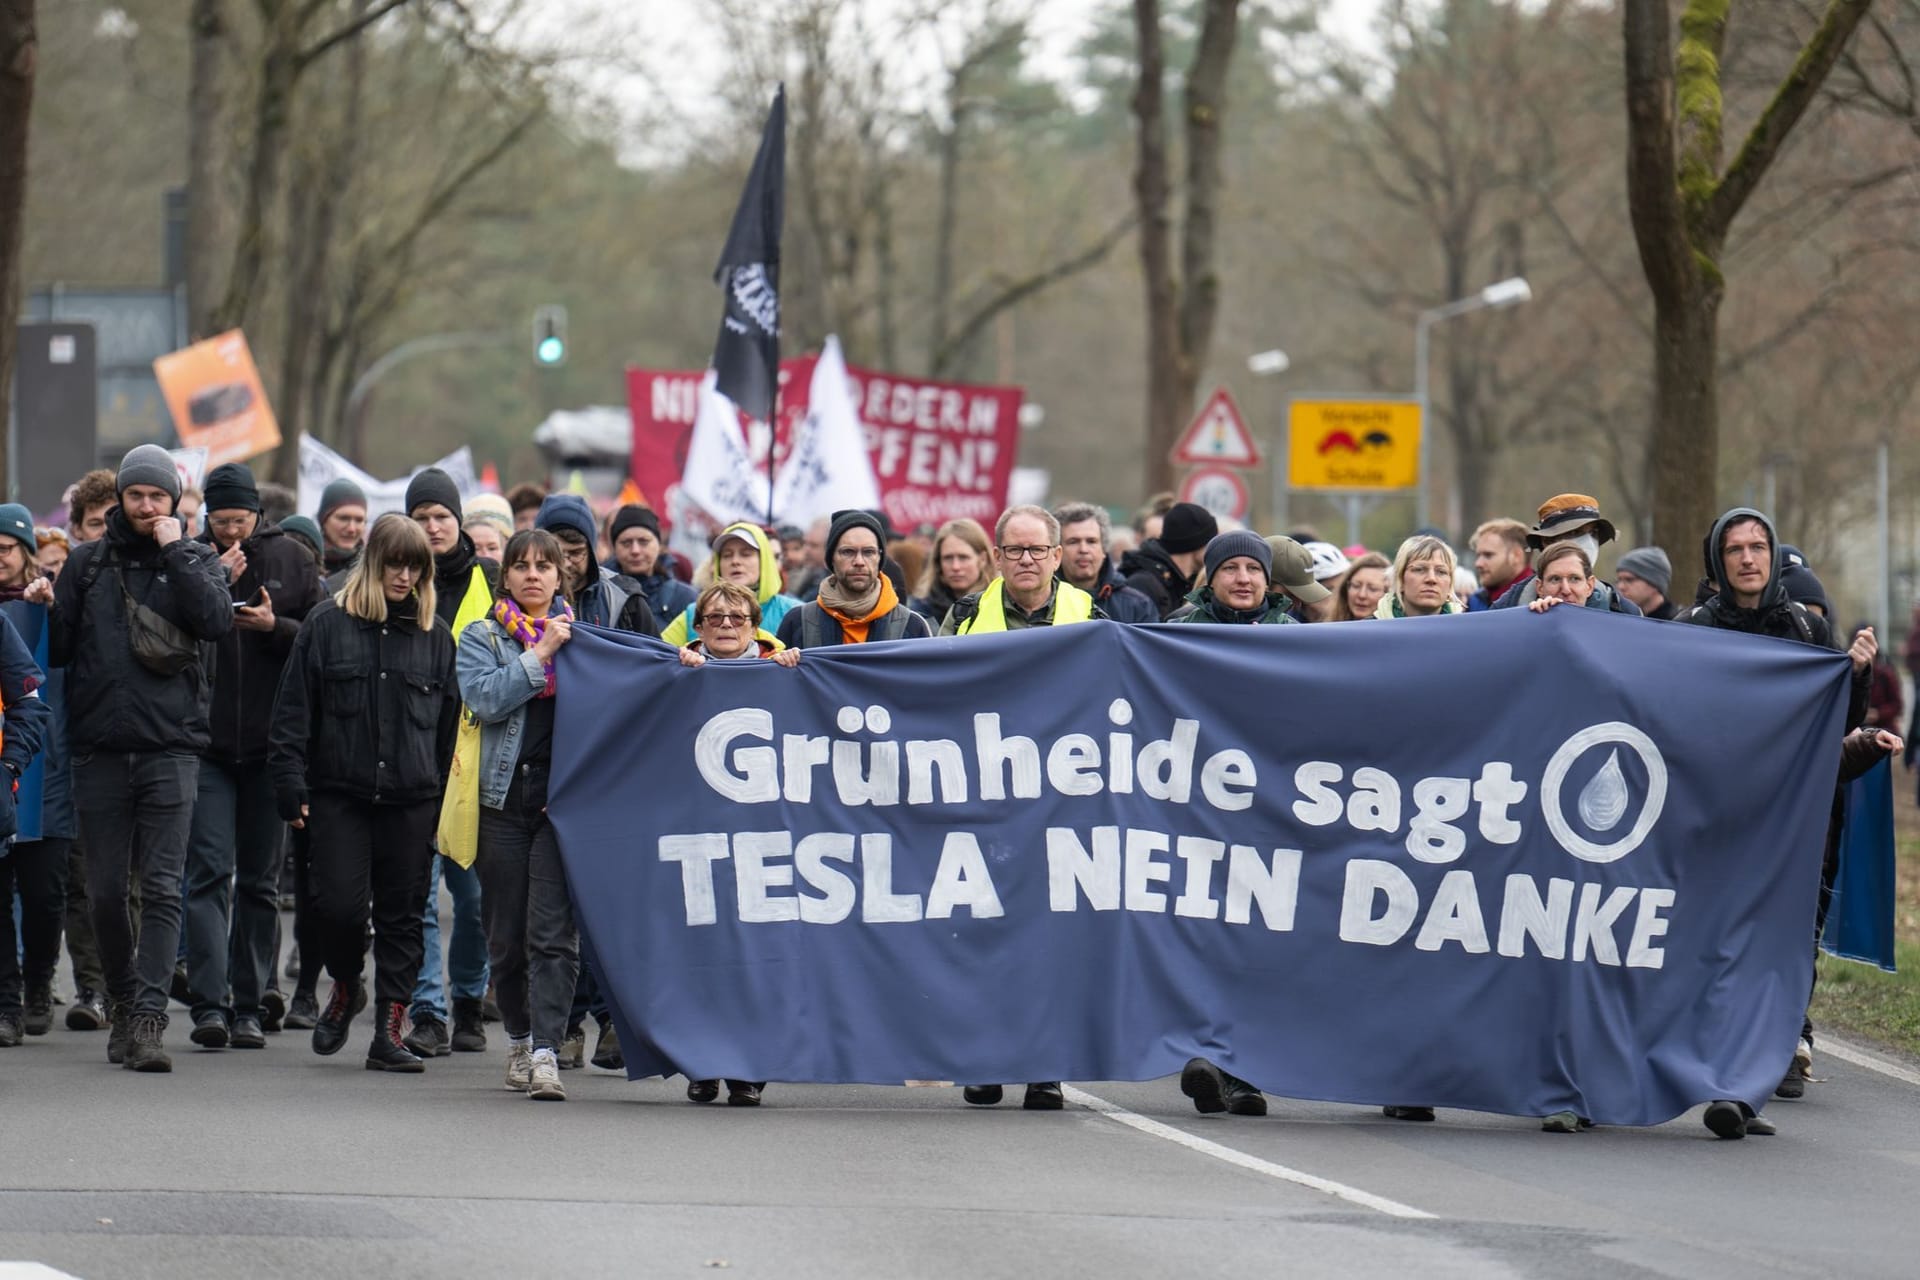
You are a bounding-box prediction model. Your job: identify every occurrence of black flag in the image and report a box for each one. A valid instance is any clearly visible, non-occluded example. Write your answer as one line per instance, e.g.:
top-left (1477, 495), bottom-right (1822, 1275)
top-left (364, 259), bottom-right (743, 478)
top-left (711, 85), bottom-right (786, 425)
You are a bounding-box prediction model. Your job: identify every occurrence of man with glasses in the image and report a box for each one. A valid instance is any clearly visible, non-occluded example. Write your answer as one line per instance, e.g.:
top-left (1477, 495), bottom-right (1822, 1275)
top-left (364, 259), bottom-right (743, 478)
top-left (777, 510), bottom-right (932, 649)
top-left (942, 506), bottom-right (1105, 637)
top-left (180, 464), bottom-right (328, 1051)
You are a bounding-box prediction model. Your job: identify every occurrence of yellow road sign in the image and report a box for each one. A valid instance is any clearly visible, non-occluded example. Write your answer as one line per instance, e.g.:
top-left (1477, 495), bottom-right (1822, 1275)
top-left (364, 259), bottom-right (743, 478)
top-left (1287, 399), bottom-right (1421, 490)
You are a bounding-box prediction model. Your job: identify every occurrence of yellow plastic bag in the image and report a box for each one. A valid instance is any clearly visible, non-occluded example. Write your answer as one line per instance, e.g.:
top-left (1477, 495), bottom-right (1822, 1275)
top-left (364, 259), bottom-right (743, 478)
top-left (436, 710), bottom-right (483, 869)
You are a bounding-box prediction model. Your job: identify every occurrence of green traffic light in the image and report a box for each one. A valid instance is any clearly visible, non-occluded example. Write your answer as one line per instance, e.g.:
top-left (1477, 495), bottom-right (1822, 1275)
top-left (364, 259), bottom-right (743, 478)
top-left (537, 336), bottom-right (565, 364)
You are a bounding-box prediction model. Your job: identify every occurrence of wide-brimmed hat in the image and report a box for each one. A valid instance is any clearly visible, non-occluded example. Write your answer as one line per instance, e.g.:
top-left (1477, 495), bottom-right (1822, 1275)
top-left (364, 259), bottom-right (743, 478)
top-left (1527, 494), bottom-right (1617, 548)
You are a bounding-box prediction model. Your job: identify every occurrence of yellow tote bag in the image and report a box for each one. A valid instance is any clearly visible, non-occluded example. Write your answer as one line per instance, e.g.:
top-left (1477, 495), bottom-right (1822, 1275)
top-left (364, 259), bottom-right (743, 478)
top-left (437, 709), bottom-right (483, 869)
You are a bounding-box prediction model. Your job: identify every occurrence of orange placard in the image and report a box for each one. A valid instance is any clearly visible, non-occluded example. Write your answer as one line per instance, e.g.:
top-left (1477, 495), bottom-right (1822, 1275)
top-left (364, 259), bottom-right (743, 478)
top-left (152, 330), bottom-right (282, 468)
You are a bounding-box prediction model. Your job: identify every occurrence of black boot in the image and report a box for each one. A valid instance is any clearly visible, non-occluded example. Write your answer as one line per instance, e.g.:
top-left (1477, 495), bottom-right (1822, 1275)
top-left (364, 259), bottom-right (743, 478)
top-left (24, 983), bottom-right (54, 1036)
top-left (450, 997), bottom-right (487, 1053)
top-left (124, 1012), bottom-right (173, 1073)
top-left (365, 1002), bottom-right (425, 1074)
top-left (1222, 1072), bottom-right (1268, 1117)
top-left (106, 1000), bottom-right (133, 1065)
top-left (311, 980), bottom-right (365, 1057)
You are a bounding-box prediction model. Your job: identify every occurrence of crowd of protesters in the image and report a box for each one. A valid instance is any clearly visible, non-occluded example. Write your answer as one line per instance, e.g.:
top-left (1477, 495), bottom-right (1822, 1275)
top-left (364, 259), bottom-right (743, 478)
top-left (0, 448), bottom-right (1911, 1140)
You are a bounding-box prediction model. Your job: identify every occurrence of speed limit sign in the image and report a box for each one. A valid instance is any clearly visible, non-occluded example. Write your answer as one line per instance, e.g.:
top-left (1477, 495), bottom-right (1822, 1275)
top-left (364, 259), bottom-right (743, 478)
top-left (1178, 467), bottom-right (1250, 522)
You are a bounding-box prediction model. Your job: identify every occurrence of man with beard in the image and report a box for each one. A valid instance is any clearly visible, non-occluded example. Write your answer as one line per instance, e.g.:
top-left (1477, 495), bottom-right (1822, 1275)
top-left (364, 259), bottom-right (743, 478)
top-left (776, 510), bottom-right (932, 648)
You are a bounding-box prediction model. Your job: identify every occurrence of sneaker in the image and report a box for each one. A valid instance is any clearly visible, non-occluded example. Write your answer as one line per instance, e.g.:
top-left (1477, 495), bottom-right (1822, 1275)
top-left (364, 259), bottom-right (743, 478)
top-left (505, 1042), bottom-right (534, 1092)
top-left (1223, 1073), bottom-right (1268, 1117)
top-left (1746, 1113), bottom-right (1779, 1136)
top-left (1541, 1111), bottom-right (1590, 1133)
top-left (1180, 1058), bottom-right (1227, 1114)
top-left (260, 990), bottom-right (286, 1034)
top-left (686, 1078), bottom-right (720, 1104)
top-left (1703, 1099), bottom-right (1748, 1139)
top-left (106, 1001), bottom-right (133, 1064)
top-left (1022, 1082), bottom-right (1064, 1111)
top-left (403, 1013), bottom-right (451, 1059)
top-left (961, 1085), bottom-right (1003, 1106)
top-left (124, 1012), bottom-right (173, 1073)
top-left (67, 989), bottom-right (108, 1031)
top-left (24, 986), bottom-right (54, 1036)
top-left (230, 1015), bottom-right (267, 1050)
top-left (528, 1050), bottom-right (567, 1101)
top-left (558, 1027), bottom-right (586, 1070)
top-left (284, 990), bottom-right (319, 1030)
top-left (190, 1011), bottom-right (230, 1049)
top-left (0, 1012), bottom-right (22, 1048)
top-left (1382, 1106), bottom-right (1436, 1122)
top-left (590, 1018), bottom-right (624, 1071)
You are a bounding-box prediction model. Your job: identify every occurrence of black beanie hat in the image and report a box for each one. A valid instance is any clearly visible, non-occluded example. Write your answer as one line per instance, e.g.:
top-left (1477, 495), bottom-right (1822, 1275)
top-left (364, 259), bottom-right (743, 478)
top-left (202, 462), bottom-right (262, 514)
top-left (610, 504), bottom-right (661, 543)
top-left (826, 509), bottom-right (887, 564)
top-left (1160, 502), bottom-right (1219, 555)
top-left (404, 468), bottom-right (462, 523)
top-left (318, 477), bottom-right (368, 524)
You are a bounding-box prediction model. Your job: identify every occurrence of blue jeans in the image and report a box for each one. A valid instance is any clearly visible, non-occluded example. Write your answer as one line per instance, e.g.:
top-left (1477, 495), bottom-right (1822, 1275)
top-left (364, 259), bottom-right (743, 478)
top-left (411, 854), bottom-right (488, 1020)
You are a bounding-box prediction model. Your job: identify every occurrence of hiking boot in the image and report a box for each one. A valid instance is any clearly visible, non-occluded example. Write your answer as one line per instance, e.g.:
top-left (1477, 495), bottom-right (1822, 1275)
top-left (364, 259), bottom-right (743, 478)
top-left (365, 1002), bottom-right (425, 1074)
top-left (106, 1000), bottom-right (133, 1064)
top-left (505, 1042), bottom-right (534, 1092)
top-left (686, 1079), bottom-right (720, 1104)
top-left (230, 1015), bottom-right (267, 1050)
top-left (528, 1050), bottom-right (567, 1101)
top-left (450, 997), bottom-right (487, 1053)
top-left (1703, 1099), bottom-right (1749, 1139)
top-left (962, 1085), bottom-right (1003, 1106)
top-left (67, 989), bottom-right (107, 1031)
top-left (260, 990), bottom-right (286, 1034)
top-left (124, 1012), bottom-right (172, 1073)
top-left (1022, 1082), bottom-right (1064, 1111)
top-left (311, 981), bottom-right (365, 1057)
top-left (284, 990), bottom-right (319, 1031)
top-left (1223, 1073), bottom-right (1268, 1117)
top-left (1382, 1106), bottom-right (1436, 1122)
top-left (24, 985), bottom-right (54, 1036)
top-left (558, 1026), bottom-right (585, 1070)
top-left (0, 1012), bottom-right (22, 1048)
top-left (1180, 1058), bottom-right (1227, 1114)
top-left (190, 1011), bottom-right (230, 1049)
top-left (403, 1012), bottom-right (451, 1059)
top-left (591, 1017), bottom-right (624, 1071)
top-left (726, 1080), bottom-right (763, 1107)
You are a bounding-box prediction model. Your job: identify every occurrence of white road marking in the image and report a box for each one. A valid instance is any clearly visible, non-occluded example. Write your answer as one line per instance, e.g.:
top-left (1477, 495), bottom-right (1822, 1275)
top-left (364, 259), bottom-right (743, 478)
top-left (1064, 1086), bottom-right (1438, 1220)
top-left (0, 1265), bottom-right (86, 1280)
top-left (1822, 1035), bottom-right (1920, 1089)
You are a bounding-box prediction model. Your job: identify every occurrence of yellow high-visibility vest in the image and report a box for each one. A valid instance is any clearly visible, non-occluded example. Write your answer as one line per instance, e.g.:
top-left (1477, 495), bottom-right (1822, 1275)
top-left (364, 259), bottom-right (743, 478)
top-left (958, 579), bottom-right (1094, 634)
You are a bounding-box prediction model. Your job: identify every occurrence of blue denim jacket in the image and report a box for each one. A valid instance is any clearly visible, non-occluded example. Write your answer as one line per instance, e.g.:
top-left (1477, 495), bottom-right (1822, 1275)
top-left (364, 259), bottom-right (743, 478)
top-left (455, 618), bottom-right (547, 811)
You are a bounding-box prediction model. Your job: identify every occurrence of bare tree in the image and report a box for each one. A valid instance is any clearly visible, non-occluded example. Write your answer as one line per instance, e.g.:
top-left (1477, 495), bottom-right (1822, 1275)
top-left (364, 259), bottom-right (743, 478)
top-left (0, 0), bottom-right (33, 487)
top-left (186, 0), bottom-right (232, 339)
top-left (1621, 0), bottom-right (1873, 549)
top-left (1133, 0), bottom-right (1241, 496)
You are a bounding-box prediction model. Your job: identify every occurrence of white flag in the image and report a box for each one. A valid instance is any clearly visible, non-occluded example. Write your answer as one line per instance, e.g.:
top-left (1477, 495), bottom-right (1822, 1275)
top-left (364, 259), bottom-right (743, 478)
top-left (298, 435), bottom-right (478, 523)
top-left (772, 336), bottom-right (880, 525)
top-left (679, 370), bottom-right (772, 529)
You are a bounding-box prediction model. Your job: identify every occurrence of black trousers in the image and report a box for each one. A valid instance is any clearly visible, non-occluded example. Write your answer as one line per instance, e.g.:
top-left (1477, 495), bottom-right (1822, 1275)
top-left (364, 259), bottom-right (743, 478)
top-left (306, 793), bottom-right (435, 1007)
top-left (1, 837), bottom-right (71, 1012)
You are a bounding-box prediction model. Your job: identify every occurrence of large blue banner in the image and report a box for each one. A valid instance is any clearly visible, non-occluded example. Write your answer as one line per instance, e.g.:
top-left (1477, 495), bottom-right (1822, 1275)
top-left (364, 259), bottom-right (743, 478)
top-left (550, 609), bottom-right (1850, 1125)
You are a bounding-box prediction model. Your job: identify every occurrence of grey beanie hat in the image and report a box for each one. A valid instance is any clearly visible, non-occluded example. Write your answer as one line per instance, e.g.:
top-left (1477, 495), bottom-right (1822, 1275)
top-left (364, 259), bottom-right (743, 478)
top-left (1615, 546), bottom-right (1672, 597)
top-left (1203, 530), bottom-right (1273, 583)
top-left (116, 444), bottom-right (182, 503)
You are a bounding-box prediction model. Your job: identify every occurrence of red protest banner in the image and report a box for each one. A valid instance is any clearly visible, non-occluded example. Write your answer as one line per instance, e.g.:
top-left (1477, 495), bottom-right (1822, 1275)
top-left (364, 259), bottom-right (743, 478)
top-left (626, 355), bottom-right (1022, 532)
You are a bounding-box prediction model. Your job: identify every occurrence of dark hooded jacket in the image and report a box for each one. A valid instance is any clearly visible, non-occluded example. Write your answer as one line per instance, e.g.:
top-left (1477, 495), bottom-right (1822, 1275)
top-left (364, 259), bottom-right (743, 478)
top-left (49, 506), bottom-right (235, 755)
top-left (198, 520), bottom-right (328, 764)
top-left (1120, 541), bottom-right (1197, 622)
top-left (534, 494), bottom-right (657, 635)
top-left (431, 530), bottom-right (501, 632)
top-left (1173, 587), bottom-right (1296, 626)
top-left (1680, 507), bottom-right (1868, 729)
top-left (1074, 560), bottom-right (1159, 624)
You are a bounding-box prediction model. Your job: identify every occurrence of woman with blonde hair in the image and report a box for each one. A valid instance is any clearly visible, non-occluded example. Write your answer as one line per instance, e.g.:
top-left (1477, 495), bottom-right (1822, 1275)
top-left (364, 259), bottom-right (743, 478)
top-left (910, 518), bottom-right (996, 624)
top-left (1375, 535), bottom-right (1463, 618)
top-left (269, 514), bottom-right (460, 1074)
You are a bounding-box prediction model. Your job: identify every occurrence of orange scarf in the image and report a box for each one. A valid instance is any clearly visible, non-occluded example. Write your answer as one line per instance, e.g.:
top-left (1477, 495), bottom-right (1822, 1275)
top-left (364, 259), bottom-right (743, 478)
top-left (819, 575), bottom-right (899, 644)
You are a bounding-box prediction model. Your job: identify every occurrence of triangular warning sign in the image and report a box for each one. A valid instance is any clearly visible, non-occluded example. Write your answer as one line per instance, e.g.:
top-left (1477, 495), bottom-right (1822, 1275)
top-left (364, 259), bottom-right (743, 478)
top-left (1170, 387), bottom-right (1262, 467)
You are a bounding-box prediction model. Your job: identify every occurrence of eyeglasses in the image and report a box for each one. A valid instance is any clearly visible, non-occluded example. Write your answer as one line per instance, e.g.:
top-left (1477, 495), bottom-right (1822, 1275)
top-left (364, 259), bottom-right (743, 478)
top-left (998, 545), bottom-right (1057, 562)
top-left (834, 546), bottom-right (882, 562)
top-left (698, 612), bottom-right (751, 628)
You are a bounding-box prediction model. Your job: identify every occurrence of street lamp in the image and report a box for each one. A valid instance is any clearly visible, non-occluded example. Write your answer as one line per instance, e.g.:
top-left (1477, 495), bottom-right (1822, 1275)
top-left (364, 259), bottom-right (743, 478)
top-left (1248, 348), bottom-right (1291, 528)
top-left (1415, 276), bottom-right (1531, 528)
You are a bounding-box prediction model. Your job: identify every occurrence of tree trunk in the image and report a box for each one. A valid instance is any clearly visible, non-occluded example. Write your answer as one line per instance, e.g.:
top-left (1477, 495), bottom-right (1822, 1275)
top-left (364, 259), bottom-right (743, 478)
top-left (185, 0), bottom-right (230, 339)
top-left (927, 102), bottom-right (964, 371)
top-left (1649, 289), bottom-right (1721, 554)
top-left (213, 29), bottom-right (296, 335)
top-left (0, 0), bottom-right (34, 493)
top-left (1132, 0), bottom-right (1179, 496)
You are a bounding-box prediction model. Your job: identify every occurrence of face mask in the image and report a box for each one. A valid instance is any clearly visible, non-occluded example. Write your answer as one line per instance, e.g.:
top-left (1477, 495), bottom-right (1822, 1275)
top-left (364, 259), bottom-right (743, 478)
top-left (1566, 533), bottom-right (1600, 564)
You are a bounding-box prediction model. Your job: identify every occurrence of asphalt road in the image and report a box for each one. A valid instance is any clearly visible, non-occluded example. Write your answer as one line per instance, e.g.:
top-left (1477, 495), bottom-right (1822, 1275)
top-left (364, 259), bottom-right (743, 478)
top-left (4, 995), bottom-right (1919, 1280)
